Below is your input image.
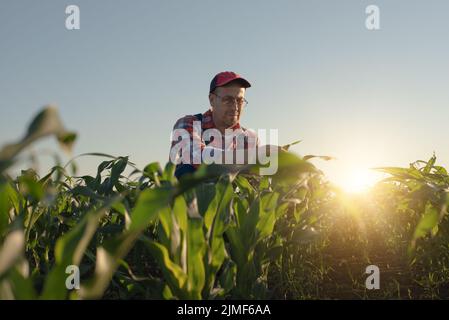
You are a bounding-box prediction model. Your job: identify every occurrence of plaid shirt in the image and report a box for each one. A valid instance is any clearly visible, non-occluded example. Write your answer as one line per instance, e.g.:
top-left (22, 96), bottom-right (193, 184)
top-left (170, 109), bottom-right (258, 170)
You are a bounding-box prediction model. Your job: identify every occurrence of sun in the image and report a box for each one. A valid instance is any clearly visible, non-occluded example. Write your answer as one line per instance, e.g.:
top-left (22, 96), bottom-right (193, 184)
top-left (340, 168), bottom-right (380, 194)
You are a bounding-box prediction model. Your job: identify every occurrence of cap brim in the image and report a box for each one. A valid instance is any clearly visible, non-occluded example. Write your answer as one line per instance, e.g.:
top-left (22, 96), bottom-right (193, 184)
top-left (231, 78), bottom-right (251, 88)
top-left (211, 78), bottom-right (251, 93)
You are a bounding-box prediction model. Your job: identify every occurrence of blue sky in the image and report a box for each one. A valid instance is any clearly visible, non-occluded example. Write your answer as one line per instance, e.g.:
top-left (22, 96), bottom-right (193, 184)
top-left (1, 0), bottom-right (449, 189)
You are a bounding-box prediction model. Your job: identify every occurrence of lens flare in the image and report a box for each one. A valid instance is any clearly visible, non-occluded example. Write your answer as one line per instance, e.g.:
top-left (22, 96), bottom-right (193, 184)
top-left (340, 167), bottom-right (380, 193)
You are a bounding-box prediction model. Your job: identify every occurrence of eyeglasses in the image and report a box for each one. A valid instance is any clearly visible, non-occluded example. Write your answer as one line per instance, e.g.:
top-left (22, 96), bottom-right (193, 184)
top-left (212, 93), bottom-right (248, 107)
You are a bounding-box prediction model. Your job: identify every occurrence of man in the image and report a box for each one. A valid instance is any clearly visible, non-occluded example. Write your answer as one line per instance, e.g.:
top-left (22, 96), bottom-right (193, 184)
top-left (170, 71), bottom-right (259, 179)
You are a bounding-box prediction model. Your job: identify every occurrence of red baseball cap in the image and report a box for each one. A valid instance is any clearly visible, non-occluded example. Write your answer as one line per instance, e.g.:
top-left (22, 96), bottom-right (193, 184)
top-left (209, 71), bottom-right (251, 93)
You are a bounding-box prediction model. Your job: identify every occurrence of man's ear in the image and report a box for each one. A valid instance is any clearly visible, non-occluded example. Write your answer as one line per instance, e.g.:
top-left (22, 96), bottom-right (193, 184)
top-left (209, 93), bottom-right (214, 108)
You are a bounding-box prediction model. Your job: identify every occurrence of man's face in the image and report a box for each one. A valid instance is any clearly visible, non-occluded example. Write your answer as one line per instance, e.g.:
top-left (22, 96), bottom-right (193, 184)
top-left (209, 84), bottom-right (246, 128)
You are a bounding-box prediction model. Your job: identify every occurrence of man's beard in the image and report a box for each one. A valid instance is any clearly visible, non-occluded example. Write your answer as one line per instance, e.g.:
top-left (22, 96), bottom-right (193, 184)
top-left (224, 112), bottom-right (239, 127)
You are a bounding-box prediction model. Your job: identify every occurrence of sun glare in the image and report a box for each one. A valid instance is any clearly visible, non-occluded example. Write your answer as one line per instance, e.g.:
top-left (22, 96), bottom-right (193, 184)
top-left (340, 168), bottom-right (380, 194)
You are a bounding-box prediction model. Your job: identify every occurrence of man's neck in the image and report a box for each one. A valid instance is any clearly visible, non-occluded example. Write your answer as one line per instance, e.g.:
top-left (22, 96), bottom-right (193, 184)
top-left (211, 114), bottom-right (227, 135)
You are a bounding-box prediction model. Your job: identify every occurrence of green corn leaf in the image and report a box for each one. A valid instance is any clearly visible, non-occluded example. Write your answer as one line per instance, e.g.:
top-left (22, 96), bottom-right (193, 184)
top-left (186, 218), bottom-right (206, 299)
top-left (3, 266), bottom-right (37, 300)
top-left (423, 154), bottom-right (436, 174)
top-left (256, 192), bottom-right (279, 239)
top-left (0, 183), bottom-right (15, 237)
top-left (129, 188), bottom-right (171, 231)
top-left (0, 230), bottom-right (25, 281)
top-left (41, 197), bottom-right (121, 299)
top-left (282, 140), bottom-right (302, 151)
top-left (225, 226), bottom-right (246, 268)
top-left (0, 106), bottom-right (76, 173)
top-left (375, 166), bottom-right (424, 180)
top-left (218, 259), bottom-right (236, 294)
top-left (109, 157), bottom-right (128, 189)
top-left (409, 201), bottom-right (441, 255)
top-left (141, 238), bottom-right (188, 298)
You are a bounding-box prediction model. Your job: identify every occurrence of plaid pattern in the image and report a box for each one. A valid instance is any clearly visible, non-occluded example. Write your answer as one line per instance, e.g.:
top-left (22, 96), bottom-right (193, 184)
top-left (170, 109), bottom-right (258, 168)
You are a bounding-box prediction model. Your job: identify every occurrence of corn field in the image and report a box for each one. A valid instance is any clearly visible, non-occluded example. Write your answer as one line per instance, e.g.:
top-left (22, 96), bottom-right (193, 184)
top-left (1, 107), bottom-right (449, 300)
